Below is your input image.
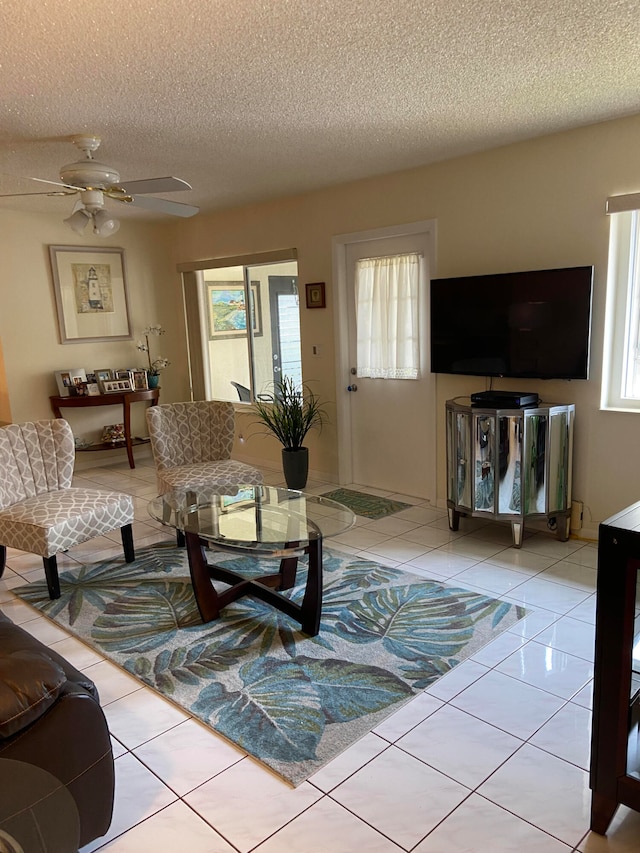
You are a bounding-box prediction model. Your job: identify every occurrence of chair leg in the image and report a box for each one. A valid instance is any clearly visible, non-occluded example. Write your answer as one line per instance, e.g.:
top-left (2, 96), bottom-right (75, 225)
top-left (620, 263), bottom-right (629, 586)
top-left (0, 545), bottom-right (6, 578)
top-left (43, 556), bottom-right (60, 600)
top-left (177, 530), bottom-right (185, 548)
top-left (121, 524), bottom-right (135, 563)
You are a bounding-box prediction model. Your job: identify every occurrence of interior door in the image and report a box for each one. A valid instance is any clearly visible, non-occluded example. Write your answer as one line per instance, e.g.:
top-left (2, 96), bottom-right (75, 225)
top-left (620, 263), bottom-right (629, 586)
top-left (344, 232), bottom-right (435, 500)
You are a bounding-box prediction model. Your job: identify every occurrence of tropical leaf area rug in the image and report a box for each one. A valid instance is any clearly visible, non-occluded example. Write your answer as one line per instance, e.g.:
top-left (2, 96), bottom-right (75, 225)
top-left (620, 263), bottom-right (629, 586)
top-left (14, 544), bottom-right (526, 786)
top-left (320, 488), bottom-right (412, 520)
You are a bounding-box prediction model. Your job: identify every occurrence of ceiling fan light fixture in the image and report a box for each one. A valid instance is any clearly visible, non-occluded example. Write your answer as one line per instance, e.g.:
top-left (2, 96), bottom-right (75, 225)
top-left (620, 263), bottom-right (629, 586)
top-left (0, 136), bottom-right (199, 224)
top-left (92, 208), bottom-right (120, 236)
top-left (63, 207), bottom-right (92, 234)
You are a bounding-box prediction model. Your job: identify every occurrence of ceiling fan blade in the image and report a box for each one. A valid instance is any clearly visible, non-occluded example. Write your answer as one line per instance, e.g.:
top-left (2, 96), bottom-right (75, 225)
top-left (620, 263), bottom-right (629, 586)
top-left (24, 176), bottom-right (84, 191)
top-left (0, 171), bottom-right (82, 193)
top-left (123, 194), bottom-right (199, 217)
top-left (116, 176), bottom-right (192, 194)
top-left (0, 190), bottom-right (75, 198)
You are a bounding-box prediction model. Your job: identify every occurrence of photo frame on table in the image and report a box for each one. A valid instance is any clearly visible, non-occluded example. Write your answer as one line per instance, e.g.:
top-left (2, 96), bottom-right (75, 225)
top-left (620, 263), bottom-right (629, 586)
top-left (54, 368), bottom-right (87, 397)
top-left (101, 378), bottom-right (133, 393)
top-left (115, 369), bottom-right (134, 383)
top-left (68, 382), bottom-right (91, 397)
top-left (48, 246), bottom-right (132, 344)
top-left (94, 369), bottom-right (113, 383)
top-left (132, 369), bottom-right (149, 391)
top-left (206, 281), bottom-right (263, 340)
top-left (305, 281), bottom-right (326, 309)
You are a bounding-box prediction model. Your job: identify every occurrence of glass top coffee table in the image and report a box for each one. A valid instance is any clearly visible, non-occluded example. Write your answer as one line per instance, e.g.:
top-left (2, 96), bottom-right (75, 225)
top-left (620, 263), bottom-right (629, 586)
top-left (148, 485), bottom-right (355, 636)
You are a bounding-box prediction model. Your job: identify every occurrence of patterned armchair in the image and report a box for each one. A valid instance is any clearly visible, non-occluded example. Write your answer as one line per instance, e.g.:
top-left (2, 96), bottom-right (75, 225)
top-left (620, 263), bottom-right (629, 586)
top-left (146, 400), bottom-right (263, 503)
top-left (0, 420), bottom-right (134, 599)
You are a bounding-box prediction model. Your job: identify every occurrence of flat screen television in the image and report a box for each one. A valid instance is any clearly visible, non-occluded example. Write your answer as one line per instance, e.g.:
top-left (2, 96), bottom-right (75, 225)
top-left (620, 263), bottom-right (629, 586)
top-left (430, 266), bottom-right (593, 380)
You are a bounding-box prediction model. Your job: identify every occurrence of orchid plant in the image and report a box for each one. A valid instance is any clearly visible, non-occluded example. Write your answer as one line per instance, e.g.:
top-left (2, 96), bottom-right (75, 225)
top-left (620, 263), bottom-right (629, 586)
top-left (136, 325), bottom-right (170, 376)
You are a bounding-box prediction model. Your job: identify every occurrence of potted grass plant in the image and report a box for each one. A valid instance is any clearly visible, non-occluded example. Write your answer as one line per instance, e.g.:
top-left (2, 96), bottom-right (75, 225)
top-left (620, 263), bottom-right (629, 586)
top-left (252, 376), bottom-right (327, 489)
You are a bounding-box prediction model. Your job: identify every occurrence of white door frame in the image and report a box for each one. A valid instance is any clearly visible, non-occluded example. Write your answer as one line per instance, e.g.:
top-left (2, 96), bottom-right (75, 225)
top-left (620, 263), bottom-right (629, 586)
top-left (332, 219), bottom-right (438, 494)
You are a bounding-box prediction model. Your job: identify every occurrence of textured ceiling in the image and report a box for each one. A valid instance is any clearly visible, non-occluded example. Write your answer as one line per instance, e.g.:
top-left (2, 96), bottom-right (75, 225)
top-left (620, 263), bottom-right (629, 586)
top-left (1, 0), bottom-right (639, 222)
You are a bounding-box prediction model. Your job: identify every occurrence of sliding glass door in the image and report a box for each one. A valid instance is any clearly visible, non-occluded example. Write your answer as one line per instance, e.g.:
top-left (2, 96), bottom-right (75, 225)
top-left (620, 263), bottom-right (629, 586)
top-left (183, 256), bottom-right (301, 403)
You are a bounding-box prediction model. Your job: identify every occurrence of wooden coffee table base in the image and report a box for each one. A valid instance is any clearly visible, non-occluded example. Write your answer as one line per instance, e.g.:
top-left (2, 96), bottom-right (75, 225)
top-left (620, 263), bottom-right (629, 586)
top-left (184, 531), bottom-right (323, 636)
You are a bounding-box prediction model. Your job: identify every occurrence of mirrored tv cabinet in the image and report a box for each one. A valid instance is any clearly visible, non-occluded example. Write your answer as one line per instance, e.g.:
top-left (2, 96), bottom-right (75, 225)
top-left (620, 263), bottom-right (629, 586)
top-left (445, 398), bottom-right (575, 547)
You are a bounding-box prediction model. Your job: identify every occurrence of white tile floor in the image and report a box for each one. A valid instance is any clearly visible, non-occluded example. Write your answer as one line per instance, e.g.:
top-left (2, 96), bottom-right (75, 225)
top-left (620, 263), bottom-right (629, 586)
top-left (2, 457), bottom-right (638, 852)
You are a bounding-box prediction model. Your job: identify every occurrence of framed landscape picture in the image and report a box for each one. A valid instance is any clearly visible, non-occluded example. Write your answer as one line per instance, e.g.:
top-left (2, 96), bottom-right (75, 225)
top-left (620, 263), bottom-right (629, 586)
top-left (206, 281), bottom-right (262, 340)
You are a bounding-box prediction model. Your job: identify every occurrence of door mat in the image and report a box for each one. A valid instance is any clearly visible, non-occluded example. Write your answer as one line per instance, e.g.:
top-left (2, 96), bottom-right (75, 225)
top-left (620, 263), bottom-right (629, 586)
top-left (13, 543), bottom-right (526, 787)
top-left (321, 488), bottom-right (412, 520)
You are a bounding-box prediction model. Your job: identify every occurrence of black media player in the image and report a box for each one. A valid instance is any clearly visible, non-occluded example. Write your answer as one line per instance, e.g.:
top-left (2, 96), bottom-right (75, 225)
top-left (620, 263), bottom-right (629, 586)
top-left (470, 390), bottom-right (540, 408)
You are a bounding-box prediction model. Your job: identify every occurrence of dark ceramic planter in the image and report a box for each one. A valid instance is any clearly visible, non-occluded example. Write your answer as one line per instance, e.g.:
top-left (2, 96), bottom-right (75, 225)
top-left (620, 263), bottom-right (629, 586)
top-left (282, 447), bottom-right (309, 490)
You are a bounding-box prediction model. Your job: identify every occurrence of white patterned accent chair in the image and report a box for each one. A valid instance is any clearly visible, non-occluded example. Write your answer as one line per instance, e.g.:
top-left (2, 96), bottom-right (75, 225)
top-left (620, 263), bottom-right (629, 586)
top-left (146, 400), bottom-right (263, 508)
top-left (0, 419), bottom-right (135, 600)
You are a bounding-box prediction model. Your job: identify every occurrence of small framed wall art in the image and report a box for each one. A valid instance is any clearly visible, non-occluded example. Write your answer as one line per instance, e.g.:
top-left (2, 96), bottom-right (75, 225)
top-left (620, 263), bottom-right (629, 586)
top-left (305, 282), bottom-right (326, 309)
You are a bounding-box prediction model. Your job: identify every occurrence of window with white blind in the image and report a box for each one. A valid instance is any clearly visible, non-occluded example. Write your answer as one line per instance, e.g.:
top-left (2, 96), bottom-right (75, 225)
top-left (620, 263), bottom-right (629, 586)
top-left (602, 194), bottom-right (640, 412)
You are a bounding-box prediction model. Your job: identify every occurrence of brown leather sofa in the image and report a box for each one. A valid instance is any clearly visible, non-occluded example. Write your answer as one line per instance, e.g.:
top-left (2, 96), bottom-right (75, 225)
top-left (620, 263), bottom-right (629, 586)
top-left (0, 611), bottom-right (114, 851)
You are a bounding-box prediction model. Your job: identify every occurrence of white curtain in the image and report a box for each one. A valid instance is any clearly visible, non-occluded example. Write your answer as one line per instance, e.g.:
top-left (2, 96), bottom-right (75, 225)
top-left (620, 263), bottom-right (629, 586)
top-left (355, 253), bottom-right (420, 379)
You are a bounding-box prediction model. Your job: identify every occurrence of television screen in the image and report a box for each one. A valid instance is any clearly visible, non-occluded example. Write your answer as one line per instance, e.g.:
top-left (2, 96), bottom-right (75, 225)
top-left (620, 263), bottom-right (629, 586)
top-left (430, 266), bottom-right (593, 380)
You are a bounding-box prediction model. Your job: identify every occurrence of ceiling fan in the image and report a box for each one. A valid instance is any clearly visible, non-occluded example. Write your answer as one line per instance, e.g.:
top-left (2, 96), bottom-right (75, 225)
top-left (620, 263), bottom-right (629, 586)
top-left (0, 135), bottom-right (199, 235)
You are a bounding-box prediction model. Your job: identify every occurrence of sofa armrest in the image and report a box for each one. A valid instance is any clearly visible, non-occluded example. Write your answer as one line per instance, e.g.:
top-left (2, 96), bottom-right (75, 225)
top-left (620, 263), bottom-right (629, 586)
top-left (0, 612), bottom-right (98, 700)
top-left (0, 686), bottom-right (115, 847)
top-left (0, 611), bottom-right (114, 847)
top-left (0, 650), bottom-right (67, 738)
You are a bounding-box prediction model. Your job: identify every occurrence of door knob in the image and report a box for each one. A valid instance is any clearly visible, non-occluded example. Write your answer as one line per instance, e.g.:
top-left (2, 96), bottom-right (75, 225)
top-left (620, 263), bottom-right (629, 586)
top-left (347, 384), bottom-right (358, 392)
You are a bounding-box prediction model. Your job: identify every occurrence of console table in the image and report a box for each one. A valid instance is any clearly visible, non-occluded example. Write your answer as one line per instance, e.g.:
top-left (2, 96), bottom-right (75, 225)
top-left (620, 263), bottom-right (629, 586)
top-left (590, 501), bottom-right (640, 834)
top-left (445, 398), bottom-right (575, 547)
top-left (50, 388), bottom-right (160, 469)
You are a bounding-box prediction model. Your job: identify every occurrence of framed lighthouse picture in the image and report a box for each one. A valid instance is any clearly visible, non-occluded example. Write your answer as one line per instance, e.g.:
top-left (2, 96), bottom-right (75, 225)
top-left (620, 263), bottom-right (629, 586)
top-left (49, 246), bottom-right (132, 343)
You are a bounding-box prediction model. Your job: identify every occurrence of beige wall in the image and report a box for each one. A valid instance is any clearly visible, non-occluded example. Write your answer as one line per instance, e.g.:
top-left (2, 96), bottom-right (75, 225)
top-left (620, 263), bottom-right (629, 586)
top-left (0, 208), bottom-right (188, 454)
top-left (165, 113), bottom-right (640, 537)
top-left (2, 113), bottom-right (640, 535)
top-left (0, 338), bottom-right (11, 424)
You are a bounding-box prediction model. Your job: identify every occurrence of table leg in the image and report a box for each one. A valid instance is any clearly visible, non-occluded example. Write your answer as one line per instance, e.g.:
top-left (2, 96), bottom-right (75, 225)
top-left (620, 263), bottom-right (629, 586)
top-left (300, 537), bottom-right (323, 636)
top-left (185, 531), bottom-right (220, 621)
top-left (511, 520), bottom-right (523, 548)
top-left (123, 396), bottom-right (135, 469)
top-left (590, 791), bottom-right (619, 835)
top-left (448, 507), bottom-right (460, 531)
top-left (184, 532), bottom-right (324, 635)
top-left (279, 556), bottom-right (298, 589)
